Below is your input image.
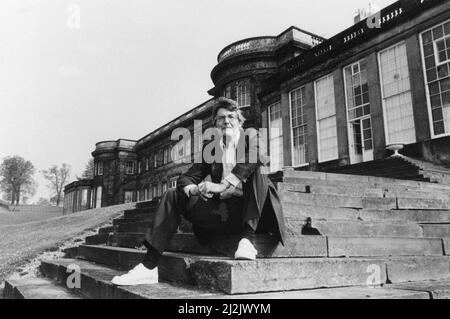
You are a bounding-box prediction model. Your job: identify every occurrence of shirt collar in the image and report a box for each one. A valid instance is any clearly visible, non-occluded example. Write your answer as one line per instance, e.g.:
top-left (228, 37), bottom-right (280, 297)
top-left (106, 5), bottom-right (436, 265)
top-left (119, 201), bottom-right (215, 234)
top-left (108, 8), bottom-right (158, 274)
top-left (220, 129), bottom-right (241, 149)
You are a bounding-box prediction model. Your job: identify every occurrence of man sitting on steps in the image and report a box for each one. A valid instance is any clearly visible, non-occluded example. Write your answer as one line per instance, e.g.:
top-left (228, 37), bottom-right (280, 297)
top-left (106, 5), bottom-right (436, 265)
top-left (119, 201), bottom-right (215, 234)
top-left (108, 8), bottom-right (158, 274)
top-left (111, 97), bottom-right (286, 286)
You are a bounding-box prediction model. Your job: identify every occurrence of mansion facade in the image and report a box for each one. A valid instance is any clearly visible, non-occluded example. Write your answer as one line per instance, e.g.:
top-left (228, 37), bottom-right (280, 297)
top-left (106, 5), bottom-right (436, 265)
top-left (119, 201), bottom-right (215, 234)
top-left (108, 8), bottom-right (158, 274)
top-left (64, 0), bottom-right (450, 214)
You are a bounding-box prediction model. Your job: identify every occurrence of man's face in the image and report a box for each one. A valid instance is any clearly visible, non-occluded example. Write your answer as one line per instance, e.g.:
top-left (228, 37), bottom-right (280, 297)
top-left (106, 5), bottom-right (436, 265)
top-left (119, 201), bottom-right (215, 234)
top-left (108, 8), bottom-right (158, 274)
top-left (215, 108), bottom-right (240, 137)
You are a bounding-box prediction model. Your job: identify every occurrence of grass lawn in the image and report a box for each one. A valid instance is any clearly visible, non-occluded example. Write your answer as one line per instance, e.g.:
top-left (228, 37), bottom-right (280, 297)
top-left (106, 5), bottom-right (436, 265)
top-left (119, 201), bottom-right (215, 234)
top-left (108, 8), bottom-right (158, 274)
top-left (0, 203), bottom-right (133, 283)
top-left (0, 210), bottom-right (63, 226)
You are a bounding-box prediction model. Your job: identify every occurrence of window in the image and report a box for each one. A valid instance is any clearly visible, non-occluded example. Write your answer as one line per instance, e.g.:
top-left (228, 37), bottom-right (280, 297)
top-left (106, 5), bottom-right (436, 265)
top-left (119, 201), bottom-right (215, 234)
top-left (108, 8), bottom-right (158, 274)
top-left (344, 60), bottom-right (373, 153)
top-left (125, 161), bottom-right (135, 175)
top-left (138, 161), bottom-right (142, 174)
top-left (315, 75), bottom-right (338, 162)
top-left (147, 187), bottom-right (152, 200)
top-left (378, 42), bottom-right (416, 145)
top-left (162, 182), bottom-right (168, 194)
top-left (289, 86), bottom-right (308, 166)
top-left (152, 185), bottom-right (158, 198)
top-left (124, 191), bottom-right (133, 203)
top-left (96, 186), bottom-right (102, 208)
top-left (435, 36), bottom-right (450, 66)
top-left (163, 147), bottom-right (170, 165)
top-left (153, 154), bottom-right (158, 168)
top-left (170, 180), bottom-right (177, 189)
top-left (97, 161), bottom-right (103, 176)
top-left (421, 21), bottom-right (450, 137)
top-left (172, 137), bottom-right (191, 162)
top-left (222, 79), bottom-right (251, 107)
top-left (268, 102), bottom-right (284, 172)
top-left (236, 79), bottom-right (250, 107)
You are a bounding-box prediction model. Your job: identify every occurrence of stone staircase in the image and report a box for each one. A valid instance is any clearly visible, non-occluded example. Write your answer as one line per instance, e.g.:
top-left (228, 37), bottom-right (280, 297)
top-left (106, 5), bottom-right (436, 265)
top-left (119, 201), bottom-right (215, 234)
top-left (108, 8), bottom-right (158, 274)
top-left (324, 155), bottom-right (450, 185)
top-left (4, 170), bottom-right (450, 299)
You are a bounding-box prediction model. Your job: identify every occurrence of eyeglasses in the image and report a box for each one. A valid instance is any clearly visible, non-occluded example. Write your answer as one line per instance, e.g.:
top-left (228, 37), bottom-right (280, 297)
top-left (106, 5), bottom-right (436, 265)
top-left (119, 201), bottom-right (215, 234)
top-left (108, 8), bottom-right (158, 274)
top-left (215, 114), bottom-right (239, 123)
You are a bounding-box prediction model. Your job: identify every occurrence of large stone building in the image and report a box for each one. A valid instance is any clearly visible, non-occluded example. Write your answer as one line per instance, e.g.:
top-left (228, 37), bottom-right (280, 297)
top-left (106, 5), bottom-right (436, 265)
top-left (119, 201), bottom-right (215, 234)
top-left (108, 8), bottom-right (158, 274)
top-left (64, 0), bottom-right (450, 214)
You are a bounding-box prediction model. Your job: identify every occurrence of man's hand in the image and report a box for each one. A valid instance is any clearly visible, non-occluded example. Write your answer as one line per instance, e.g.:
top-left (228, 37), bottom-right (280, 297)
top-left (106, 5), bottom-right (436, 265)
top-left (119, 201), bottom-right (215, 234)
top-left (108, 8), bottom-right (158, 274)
top-left (198, 181), bottom-right (228, 198)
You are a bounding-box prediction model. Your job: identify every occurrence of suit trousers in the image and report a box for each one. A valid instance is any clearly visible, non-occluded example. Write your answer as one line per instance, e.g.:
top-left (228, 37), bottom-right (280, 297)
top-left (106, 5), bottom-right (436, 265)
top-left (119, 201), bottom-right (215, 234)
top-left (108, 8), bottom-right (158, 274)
top-left (142, 188), bottom-right (245, 268)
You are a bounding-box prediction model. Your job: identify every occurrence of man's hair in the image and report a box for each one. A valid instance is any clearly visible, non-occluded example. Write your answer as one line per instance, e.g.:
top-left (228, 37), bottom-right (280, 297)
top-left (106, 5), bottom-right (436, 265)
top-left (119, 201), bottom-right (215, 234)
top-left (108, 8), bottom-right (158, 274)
top-left (212, 97), bottom-right (246, 126)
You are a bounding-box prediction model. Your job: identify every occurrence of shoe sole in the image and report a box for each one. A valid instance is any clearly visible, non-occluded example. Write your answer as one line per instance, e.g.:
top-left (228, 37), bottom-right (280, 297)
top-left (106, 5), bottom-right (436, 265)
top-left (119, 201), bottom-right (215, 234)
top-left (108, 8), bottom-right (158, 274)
top-left (111, 279), bottom-right (158, 286)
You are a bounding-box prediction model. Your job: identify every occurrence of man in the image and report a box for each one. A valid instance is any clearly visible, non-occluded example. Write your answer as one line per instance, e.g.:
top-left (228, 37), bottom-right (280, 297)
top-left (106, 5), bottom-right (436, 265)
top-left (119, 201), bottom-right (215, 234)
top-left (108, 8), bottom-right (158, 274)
top-left (112, 97), bottom-right (285, 286)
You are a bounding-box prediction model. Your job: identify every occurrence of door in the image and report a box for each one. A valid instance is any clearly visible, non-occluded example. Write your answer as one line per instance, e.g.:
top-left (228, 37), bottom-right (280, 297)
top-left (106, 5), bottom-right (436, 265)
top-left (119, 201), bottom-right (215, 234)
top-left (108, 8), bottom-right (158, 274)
top-left (348, 117), bottom-right (373, 163)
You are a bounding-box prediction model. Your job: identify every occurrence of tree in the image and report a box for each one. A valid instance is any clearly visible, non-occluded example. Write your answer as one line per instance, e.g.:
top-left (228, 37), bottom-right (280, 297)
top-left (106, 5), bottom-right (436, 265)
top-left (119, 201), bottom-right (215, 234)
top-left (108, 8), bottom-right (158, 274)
top-left (0, 156), bottom-right (36, 205)
top-left (77, 158), bottom-right (94, 180)
top-left (42, 163), bottom-right (71, 207)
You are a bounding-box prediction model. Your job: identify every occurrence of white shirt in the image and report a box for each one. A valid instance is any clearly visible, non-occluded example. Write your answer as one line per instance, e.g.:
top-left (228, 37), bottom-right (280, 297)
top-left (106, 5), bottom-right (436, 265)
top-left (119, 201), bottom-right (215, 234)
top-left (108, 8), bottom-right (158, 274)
top-left (183, 130), bottom-right (242, 197)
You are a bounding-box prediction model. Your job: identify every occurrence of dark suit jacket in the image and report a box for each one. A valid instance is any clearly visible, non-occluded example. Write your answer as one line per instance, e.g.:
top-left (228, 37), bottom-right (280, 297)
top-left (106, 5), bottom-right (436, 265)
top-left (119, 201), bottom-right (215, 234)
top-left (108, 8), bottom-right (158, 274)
top-left (177, 128), bottom-right (286, 244)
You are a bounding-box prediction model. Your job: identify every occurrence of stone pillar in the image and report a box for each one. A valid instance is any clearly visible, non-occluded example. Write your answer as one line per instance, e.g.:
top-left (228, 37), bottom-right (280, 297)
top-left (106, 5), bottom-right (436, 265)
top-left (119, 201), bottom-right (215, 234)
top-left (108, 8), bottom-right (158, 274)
top-left (304, 82), bottom-right (318, 169)
top-left (366, 52), bottom-right (386, 160)
top-left (405, 34), bottom-right (431, 142)
top-left (280, 90), bottom-right (292, 167)
top-left (333, 69), bottom-right (350, 166)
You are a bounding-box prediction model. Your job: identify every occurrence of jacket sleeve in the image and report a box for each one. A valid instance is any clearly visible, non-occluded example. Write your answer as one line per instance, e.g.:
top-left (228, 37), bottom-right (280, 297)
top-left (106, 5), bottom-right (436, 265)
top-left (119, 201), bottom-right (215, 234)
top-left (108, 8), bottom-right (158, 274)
top-left (231, 129), bottom-right (269, 183)
top-left (176, 162), bottom-right (210, 191)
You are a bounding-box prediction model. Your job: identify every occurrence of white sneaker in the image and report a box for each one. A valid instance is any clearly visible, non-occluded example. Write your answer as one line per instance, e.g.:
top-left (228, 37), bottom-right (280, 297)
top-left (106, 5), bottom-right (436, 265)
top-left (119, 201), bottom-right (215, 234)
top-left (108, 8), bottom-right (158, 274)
top-left (111, 263), bottom-right (158, 286)
top-left (234, 238), bottom-right (258, 260)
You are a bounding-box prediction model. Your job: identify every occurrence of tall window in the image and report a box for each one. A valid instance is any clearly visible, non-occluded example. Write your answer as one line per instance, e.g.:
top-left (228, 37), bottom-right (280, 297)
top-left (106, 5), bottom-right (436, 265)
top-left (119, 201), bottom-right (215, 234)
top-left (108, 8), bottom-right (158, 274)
top-left (145, 157), bottom-right (149, 171)
top-left (421, 20), bottom-right (450, 136)
top-left (124, 191), bottom-right (133, 203)
top-left (96, 186), bottom-right (102, 208)
top-left (378, 42), bottom-right (416, 144)
top-left (125, 161), bottom-right (135, 175)
top-left (222, 79), bottom-right (251, 107)
top-left (289, 86), bottom-right (308, 166)
top-left (315, 75), bottom-right (338, 162)
top-left (97, 161), bottom-right (103, 176)
top-left (152, 185), bottom-right (158, 198)
top-left (344, 60), bottom-right (373, 159)
top-left (172, 137), bottom-right (191, 162)
top-left (268, 102), bottom-right (284, 172)
top-left (162, 182), bottom-right (168, 194)
top-left (170, 180), bottom-right (177, 189)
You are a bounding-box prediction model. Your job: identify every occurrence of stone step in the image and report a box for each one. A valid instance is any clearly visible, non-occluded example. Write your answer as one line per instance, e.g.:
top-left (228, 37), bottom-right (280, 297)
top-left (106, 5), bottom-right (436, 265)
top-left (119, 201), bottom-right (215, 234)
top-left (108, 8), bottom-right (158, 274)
top-left (116, 221), bottom-right (153, 233)
top-left (279, 182), bottom-right (450, 200)
top-left (421, 224), bottom-right (450, 238)
top-left (282, 202), bottom-right (361, 221)
top-left (98, 226), bottom-right (114, 234)
top-left (107, 232), bottom-right (327, 258)
top-left (70, 245), bottom-right (450, 294)
top-left (37, 258), bottom-right (436, 299)
top-left (282, 170), bottom-right (450, 192)
top-left (113, 216), bottom-right (154, 226)
top-left (280, 190), bottom-right (450, 210)
top-left (3, 277), bottom-right (82, 299)
top-left (279, 178), bottom-right (450, 197)
top-left (135, 200), bottom-right (160, 209)
top-left (85, 233), bottom-right (111, 245)
top-left (39, 259), bottom-right (220, 299)
top-left (283, 202), bottom-right (450, 225)
top-left (116, 220), bottom-right (193, 234)
top-left (124, 208), bottom-right (156, 219)
top-left (286, 219), bottom-right (423, 237)
top-left (326, 237), bottom-right (443, 257)
top-left (280, 191), bottom-right (397, 210)
top-left (359, 209), bottom-right (450, 224)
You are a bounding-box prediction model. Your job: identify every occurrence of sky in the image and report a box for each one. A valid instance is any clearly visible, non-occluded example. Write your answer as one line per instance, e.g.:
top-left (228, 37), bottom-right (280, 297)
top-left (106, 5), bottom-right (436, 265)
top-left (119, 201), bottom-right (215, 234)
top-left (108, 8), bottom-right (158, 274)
top-left (0, 0), bottom-right (397, 203)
